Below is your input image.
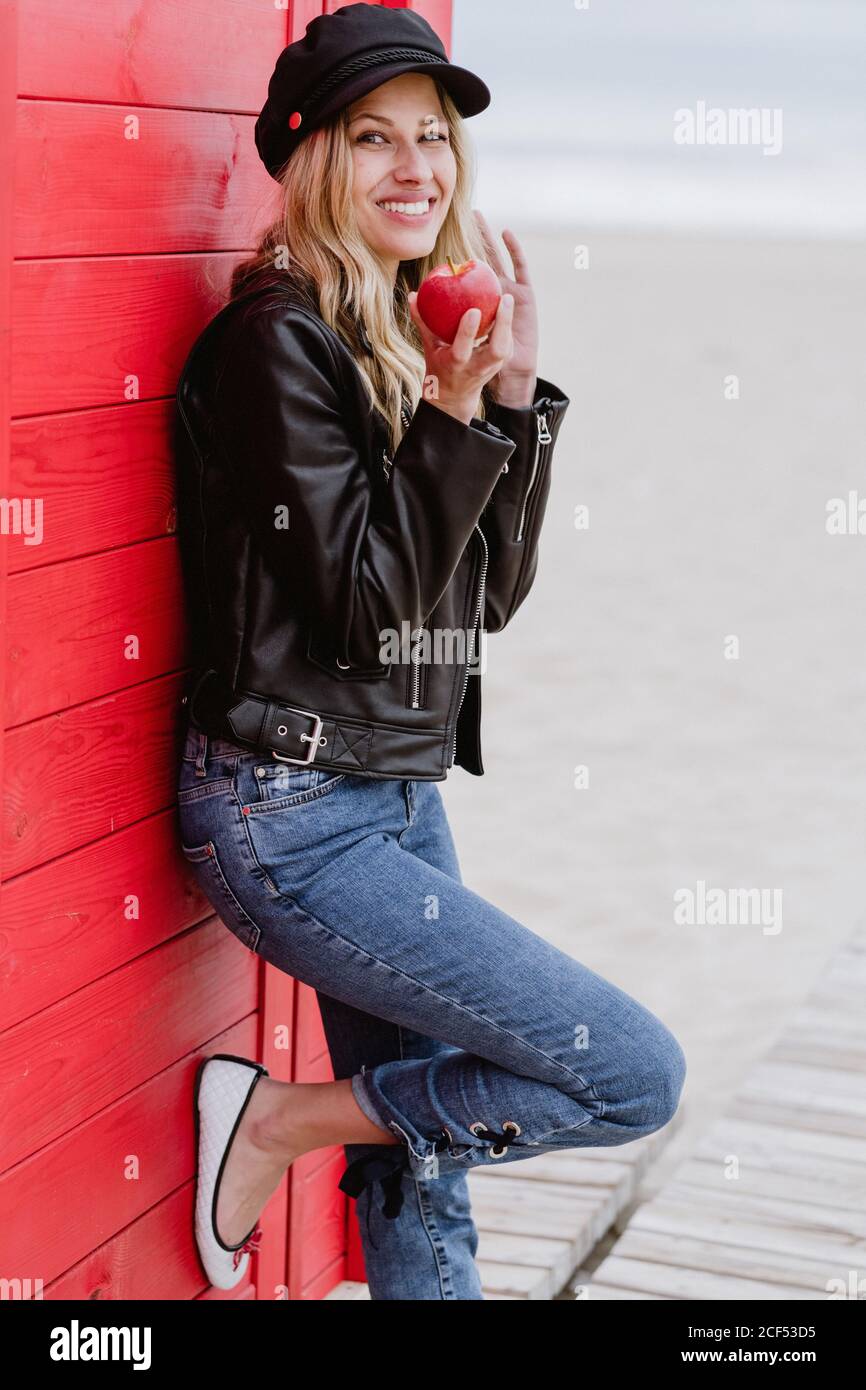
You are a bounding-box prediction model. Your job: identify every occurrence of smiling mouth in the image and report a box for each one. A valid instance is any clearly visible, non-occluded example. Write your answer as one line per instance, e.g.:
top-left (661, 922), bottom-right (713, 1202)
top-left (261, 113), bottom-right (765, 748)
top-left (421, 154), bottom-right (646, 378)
top-left (375, 196), bottom-right (437, 220)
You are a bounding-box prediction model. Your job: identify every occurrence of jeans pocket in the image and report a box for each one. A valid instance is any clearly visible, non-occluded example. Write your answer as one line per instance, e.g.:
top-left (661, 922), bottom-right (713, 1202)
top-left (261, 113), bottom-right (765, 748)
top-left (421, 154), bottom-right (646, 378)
top-left (241, 767), bottom-right (348, 814)
top-left (251, 759), bottom-right (341, 803)
top-left (181, 839), bottom-right (262, 954)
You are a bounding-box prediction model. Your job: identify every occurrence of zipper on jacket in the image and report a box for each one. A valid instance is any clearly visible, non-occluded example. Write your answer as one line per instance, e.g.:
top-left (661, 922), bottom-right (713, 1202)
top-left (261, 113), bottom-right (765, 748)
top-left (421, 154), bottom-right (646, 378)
top-left (407, 630), bottom-right (428, 709)
top-left (514, 402), bottom-right (553, 543)
top-left (381, 398), bottom-right (412, 483)
top-left (451, 523), bottom-right (489, 762)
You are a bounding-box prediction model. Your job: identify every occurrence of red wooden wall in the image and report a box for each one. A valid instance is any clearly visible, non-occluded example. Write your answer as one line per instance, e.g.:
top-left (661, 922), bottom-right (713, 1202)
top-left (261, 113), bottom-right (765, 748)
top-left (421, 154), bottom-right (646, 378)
top-left (0, 0), bottom-right (453, 1301)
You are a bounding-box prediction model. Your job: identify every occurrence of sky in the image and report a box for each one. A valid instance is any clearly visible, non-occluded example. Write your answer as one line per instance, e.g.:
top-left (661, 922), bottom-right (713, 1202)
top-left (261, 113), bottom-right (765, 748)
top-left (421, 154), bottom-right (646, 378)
top-left (451, 0), bottom-right (866, 237)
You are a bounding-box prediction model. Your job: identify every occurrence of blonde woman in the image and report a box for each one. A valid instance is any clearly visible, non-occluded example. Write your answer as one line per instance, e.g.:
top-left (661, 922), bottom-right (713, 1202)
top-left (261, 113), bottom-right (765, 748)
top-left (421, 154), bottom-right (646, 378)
top-left (175, 3), bottom-right (686, 1301)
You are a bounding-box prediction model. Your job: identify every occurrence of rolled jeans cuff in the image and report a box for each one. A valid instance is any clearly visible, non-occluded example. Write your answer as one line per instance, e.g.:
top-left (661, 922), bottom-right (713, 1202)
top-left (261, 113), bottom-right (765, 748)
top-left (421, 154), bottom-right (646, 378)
top-left (351, 1066), bottom-right (456, 1181)
top-left (350, 1070), bottom-right (393, 1132)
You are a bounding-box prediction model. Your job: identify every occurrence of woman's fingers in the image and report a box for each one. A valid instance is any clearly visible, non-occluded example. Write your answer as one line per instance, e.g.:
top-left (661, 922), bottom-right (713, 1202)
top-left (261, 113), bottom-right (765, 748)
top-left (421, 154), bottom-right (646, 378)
top-left (410, 288), bottom-right (513, 398)
top-left (451, 306), bottom-right (482, 363)
top-left (407, 291), bottom-right (437, 353)
top-left (500, 228), bottom-right (531, 285)
top-left (472, 209), bottom-right (508, 281)
top-left (485, 293), bottom-right (514, 364)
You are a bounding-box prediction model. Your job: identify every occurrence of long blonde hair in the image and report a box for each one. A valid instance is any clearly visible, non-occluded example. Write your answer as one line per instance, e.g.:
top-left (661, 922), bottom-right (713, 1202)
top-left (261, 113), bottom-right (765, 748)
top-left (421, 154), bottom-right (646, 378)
top-left (230, 80), bottom-right (492, 455)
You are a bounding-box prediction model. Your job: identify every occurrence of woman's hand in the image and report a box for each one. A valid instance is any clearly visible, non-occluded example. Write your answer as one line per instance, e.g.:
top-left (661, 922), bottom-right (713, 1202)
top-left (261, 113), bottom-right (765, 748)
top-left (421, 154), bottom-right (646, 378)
top-left (472, 212), bottom-right (539, 407)
top-left (408, 289), bottom-right (515, 427)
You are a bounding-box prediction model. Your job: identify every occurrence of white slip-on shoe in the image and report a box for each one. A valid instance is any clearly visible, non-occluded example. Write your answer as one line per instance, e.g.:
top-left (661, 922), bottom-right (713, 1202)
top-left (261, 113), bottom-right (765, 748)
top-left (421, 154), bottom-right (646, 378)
top-left (193, 1052), bottom-right (271, 1290)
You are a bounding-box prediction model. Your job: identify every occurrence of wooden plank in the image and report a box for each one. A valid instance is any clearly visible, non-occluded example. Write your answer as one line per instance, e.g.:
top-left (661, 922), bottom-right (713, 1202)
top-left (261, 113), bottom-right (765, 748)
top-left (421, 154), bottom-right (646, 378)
top-left (290, 984), bottom-right (347, 1300)
top-left (692, 1114), bottom-right (866, 1168)
top-left (729, 1096), bottom-right (866, 1141)
top-left (324, 1281), bottom-right (371, 1300)
top-left (475, 1229), bottom-right (574, 1294)
top-left (256, 961), bottom-right (296, 1303)
top-left (591, 1255), bottom-right (824, 1301)
top-left (672, 1155), bottom-right (866, 1211)
top-left (44, 1182), bottom-right (241, 1299)
top-left (768, 1031), bottom-right (866, 1074)
top-left (2, 669), bottom-right (187, 877)
top-left (0, 914), bottom-right (257, 1170)
top-left (0, 1016), bottom-right (256, 1284)
top-left (12, 252), bottom-right (241, 416)
top-left (474, 1259), bottom-right (550, 1299)
top-left (584, 1281), bottom-right (667, 1300)
top-left (739, 1059), bottom-right (866, 1113)
top-left (805, 982), bottom-right (866, 1021)
top-left (0, 809), bottom-right (211, 1030)
top-left (15, 101), bottom-right (277, 257)
top-left (291, 1147), bottom-right (348, 1300)
top-left (661, 1176), bottom-right (866, 1238)
top-left (628, 1197), bottom-right (866, 1267)
top-left (465, 1151), bottom-right (643, 1188)
top-left (793, 1001), bottom-right (866, 1041)
top-left (5, 536), bottom-right (187, 725)
top-left (9, 400), bottom-right (177, 575)
top-left (466, 1175), bottom-right (603, 1250)
top-left (0, 0), bottom-right (15, 901)
top-left (612, 1226), bottom-right (852, 1295)
top-left (17, 0), bottom-right (287, 110)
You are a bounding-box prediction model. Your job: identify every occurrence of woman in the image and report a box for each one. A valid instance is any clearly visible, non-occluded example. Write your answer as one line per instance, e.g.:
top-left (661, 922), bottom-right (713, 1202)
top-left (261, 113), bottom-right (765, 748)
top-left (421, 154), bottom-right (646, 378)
top-left (175, 3), bottom-right (686, 1301)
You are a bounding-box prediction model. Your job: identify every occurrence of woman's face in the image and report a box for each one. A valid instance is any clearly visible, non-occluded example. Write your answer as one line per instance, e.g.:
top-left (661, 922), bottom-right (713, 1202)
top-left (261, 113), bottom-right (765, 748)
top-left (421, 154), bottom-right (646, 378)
top-left (347, 73), bottom-right (457, 272)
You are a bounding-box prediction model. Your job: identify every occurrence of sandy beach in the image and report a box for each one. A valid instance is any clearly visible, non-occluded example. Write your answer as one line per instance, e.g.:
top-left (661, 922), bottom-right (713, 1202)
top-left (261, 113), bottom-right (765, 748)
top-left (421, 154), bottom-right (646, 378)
top-left (441, 228), bottom-right (866, 1198)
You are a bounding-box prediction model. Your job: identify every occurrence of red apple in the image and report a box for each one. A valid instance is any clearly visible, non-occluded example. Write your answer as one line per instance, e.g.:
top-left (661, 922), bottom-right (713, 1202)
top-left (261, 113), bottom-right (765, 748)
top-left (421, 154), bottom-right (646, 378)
top-left (416, 256), bottom-right (501, 345)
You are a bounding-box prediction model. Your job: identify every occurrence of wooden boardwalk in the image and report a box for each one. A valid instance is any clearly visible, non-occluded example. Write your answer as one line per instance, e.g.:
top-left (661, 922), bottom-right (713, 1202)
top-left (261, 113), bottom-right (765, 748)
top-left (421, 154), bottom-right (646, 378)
top-left (326, 1108), bottom-right (685, 1300)
top-left (587, 923), bottom-right (866, 1300)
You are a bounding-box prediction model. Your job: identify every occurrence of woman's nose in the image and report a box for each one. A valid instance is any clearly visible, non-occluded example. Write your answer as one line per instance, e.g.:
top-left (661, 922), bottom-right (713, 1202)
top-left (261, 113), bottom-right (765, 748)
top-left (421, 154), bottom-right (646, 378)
top-left (390, 143), bottom-right (434, 182)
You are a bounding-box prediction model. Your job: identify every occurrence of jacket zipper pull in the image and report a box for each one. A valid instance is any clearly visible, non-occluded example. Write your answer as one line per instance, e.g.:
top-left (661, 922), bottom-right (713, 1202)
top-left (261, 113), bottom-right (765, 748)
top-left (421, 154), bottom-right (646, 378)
top-left (515, 404), bottom-right (553, 543)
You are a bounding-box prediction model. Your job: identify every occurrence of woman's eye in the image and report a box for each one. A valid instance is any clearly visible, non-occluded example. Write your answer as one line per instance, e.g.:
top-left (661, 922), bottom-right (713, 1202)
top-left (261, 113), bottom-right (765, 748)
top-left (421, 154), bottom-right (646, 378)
top-left (356, 130), bottom-right (448, 146)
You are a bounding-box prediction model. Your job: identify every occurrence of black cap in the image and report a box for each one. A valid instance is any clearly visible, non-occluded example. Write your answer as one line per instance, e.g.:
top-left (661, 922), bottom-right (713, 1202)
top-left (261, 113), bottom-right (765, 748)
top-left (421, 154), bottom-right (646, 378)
top-left (254, 1), bottom-right (491, 181)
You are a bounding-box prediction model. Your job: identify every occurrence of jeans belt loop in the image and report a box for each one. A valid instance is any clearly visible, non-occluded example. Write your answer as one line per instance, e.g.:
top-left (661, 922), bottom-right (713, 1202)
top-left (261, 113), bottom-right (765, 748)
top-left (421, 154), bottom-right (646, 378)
top-left (194, 729), bottom-right (208, 778)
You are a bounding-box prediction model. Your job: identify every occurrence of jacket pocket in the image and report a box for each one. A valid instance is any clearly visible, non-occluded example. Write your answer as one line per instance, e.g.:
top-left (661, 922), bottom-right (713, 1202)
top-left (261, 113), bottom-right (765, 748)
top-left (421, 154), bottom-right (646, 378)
top-left (306, 627), bottom-right (392, 680)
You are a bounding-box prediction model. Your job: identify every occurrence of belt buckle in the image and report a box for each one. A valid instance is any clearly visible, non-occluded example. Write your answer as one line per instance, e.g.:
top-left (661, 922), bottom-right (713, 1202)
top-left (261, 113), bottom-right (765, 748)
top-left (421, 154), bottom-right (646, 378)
top-left (270, 708), bottom-right (324, 765)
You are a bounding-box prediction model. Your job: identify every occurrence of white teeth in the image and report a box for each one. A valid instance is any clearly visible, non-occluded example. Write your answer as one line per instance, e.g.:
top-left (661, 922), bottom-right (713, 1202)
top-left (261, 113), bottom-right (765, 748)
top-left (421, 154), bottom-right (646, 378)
top-left (377, 199), bottom-right (431, 216)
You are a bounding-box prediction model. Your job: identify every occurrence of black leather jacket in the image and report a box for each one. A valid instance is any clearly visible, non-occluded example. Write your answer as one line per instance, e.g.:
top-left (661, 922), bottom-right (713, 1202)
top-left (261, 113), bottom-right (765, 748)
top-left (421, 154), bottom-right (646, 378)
top-left (174, 277), bottom-right (570, 779)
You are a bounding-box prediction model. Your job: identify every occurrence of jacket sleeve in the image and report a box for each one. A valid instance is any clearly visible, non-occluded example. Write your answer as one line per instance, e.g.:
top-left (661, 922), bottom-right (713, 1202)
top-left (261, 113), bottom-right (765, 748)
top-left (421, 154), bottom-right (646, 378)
top-left (211, 304), bottom-right (517, 669)
top-left (477, 376), bottom-right (571, 633)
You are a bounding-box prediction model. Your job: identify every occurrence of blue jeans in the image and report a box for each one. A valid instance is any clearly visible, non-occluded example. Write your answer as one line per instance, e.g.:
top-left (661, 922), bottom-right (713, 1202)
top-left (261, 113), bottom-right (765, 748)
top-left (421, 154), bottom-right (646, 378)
top-left (177, 717), bottom-right (687, 1300)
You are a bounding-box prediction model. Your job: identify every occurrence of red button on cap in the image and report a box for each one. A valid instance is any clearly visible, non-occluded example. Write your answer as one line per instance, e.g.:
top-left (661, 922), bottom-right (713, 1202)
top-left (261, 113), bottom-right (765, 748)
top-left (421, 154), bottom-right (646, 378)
top-left (289, 111), bottom-right (302, 129)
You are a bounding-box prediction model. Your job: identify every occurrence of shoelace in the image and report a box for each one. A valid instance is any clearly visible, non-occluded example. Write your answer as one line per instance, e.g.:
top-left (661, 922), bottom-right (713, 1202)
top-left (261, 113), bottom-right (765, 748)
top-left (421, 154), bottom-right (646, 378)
top-left (468, 1121), bottom-right (521, 1158)
top-left (231, 1222), bottom-right (264, 1271)
top-left (338, 1130), bottom-right (453, 1251)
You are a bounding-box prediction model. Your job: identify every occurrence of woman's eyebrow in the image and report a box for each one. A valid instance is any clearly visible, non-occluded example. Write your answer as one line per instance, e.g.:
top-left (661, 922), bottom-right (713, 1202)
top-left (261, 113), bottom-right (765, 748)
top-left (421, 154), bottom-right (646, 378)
top-left (348, 111), bottom-right (448, 127)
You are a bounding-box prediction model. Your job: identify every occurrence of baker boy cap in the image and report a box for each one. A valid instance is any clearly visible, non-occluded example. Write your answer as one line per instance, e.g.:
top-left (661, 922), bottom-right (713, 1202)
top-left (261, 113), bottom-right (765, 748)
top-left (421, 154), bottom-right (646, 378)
top-left (254, 1), bottom-right (491, 181)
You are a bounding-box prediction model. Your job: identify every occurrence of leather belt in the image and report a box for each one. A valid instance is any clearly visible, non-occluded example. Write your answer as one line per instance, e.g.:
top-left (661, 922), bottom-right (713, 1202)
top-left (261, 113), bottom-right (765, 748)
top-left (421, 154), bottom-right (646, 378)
top-left (181, 667), bottom-right (454, 780)
top-left (186, 667), bottom-right (338, 765)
